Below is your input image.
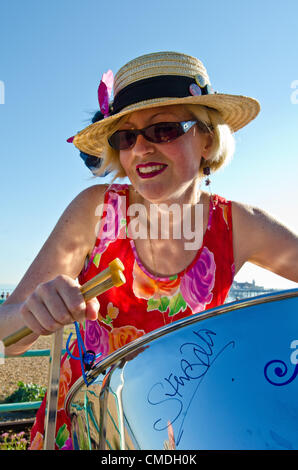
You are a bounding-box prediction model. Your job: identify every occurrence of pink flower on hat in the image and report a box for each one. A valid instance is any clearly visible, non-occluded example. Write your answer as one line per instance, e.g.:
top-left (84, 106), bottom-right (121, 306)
top-left (98, 69), bottom-right (114, 118)
top-left (66, 69), bottom-right (114, 143)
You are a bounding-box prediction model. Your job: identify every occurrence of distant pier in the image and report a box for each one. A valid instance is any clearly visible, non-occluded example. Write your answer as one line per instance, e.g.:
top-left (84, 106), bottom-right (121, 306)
top-left (227, 280), bottom-right (277, 302)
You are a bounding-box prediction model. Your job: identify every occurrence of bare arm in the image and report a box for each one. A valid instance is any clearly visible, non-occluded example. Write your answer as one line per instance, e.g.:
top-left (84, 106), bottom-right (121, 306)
top-left (232, 201), bottom-right (298, 282)
top-left (0, 184), bottom-right (107, 355)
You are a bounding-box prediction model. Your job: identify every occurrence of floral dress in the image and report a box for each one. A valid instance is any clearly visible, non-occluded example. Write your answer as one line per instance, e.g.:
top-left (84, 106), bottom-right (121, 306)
top-left (30, 183), bottom-right (235, 450)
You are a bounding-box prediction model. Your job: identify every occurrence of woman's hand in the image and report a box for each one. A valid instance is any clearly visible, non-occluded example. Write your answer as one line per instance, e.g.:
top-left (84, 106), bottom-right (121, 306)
top-left (0, 185), bottom-right (107, 355)
top-left (19, 275), bottom-right (100, 336)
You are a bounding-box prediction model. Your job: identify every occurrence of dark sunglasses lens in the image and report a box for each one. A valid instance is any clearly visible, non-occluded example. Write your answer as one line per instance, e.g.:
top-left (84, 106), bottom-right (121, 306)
top-left (109, 130), bottom-right (136, 150)
top-left (146, 122), bottom-right (182, 143)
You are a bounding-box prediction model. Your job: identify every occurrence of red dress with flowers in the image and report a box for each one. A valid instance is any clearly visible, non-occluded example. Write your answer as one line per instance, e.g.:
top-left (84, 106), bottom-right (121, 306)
top-left (30, 183), bottom-right (235, 450)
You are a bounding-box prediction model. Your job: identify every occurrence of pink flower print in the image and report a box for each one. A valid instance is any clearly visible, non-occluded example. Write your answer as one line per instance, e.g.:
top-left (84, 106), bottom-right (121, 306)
top-left (180, 247), bottom-right (215, 313)
top-left (96, 192), bottom-right (126, 255)
top-left (231, 262), bottom-right (235, 279)
top-left (109, 183), bottom-right (130, 193)
top-left (85, 320), bottom-right (110, 360)
top-left (29, 431), bottom-right (44, 450)
top-left (61, 437), bottom-right (73, 450)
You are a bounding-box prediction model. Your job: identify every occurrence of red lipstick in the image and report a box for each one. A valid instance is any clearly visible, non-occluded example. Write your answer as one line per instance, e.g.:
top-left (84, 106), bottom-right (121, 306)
top-left (136, 162), bottom-right (167, 179)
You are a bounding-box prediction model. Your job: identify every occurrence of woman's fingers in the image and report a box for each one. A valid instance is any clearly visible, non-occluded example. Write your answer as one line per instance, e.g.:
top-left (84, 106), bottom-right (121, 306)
top-left (48, 275), bottom-right (86, 322)
top-left (85, 298), bottom-right (100, 321)
top-left (20, 275), bottom-right (99, 336)
top-left (20, 301), bottom-right (60, 336)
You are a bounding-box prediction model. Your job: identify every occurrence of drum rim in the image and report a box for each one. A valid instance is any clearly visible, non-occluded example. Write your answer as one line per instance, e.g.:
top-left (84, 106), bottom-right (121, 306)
top-left (65, 288), bottom-right (298, 415)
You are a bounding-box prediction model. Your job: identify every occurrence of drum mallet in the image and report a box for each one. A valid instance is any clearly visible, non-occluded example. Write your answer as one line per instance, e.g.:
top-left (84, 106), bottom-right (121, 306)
top-left (2, 258), bottom-right (125, 347)
top-left (2, 258), bottom-right (125, 451)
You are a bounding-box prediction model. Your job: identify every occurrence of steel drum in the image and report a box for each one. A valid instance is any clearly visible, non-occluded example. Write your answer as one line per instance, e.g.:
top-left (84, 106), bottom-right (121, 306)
top-left (65, 289), bottom-right (298, 450)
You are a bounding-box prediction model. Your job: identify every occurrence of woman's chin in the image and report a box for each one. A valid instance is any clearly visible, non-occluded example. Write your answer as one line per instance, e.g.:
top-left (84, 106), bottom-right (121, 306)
top-left (134, 182), bottom-right (171, 203)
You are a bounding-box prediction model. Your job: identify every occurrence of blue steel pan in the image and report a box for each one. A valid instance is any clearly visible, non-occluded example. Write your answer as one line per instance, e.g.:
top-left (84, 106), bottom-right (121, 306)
top-left (65, 289), bottom-right (298, 450)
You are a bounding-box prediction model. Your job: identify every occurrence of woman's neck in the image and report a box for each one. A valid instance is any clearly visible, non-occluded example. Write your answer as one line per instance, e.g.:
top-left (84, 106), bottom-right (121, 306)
top-left (130, 179), bottom-right (206, 242)
top-left (134, 177), bottom-right (201, 209)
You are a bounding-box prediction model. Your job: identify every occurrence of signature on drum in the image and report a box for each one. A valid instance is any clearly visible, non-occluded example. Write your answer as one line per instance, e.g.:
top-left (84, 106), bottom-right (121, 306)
top-left (147, 328), bottom-right (235, 447)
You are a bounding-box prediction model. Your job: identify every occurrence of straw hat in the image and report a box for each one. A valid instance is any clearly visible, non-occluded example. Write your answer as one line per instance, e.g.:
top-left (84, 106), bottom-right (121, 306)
top-left (72, 51), bottom-right (260, 157)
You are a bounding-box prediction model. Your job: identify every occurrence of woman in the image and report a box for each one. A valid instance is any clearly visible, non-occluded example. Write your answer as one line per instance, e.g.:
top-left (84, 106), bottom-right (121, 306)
top-left (1, 51), bottom-right (297, 449)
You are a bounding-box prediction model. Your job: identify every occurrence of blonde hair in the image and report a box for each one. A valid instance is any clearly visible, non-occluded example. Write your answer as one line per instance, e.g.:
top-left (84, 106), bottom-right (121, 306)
top-left (92, 114), bottom-right (129, 180)
top-left (185, 104), bottom-right (235, 176)
top-left (93, 104), bottom-right (235, 180)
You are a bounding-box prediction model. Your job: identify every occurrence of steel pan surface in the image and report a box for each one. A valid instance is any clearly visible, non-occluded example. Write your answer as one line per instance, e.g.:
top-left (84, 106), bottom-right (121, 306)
top-left (66, 289), bottom-right (298, 450)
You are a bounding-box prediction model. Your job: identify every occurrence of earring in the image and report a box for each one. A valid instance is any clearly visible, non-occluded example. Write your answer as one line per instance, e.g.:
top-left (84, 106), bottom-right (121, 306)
top-left (203, 165), bottom-right (216, 210)
top-left (203, 166), bottom-right (211, 187)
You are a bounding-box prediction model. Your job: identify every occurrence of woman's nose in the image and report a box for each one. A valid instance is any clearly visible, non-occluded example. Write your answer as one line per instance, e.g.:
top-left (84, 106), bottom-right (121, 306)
top-left (132, 133), bottom-right (155, 155)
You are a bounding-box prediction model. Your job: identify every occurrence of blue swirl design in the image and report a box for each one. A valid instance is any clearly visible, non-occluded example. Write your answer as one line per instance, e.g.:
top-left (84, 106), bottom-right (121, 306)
top-left (264, 359), bottom-right (298, 386)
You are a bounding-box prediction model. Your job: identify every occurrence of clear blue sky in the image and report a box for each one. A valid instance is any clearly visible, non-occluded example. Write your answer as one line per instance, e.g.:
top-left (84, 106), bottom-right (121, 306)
top-left (0, 0), bottom-right (297, 290)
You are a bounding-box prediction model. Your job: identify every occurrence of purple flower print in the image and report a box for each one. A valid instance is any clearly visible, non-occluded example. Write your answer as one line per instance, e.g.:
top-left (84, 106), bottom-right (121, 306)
top-left (85, 320), bottom-right (110, 360)
top-left (61, 437), bottom-right (73, 450)
top-left (180, 247), bottom-right (216, 313)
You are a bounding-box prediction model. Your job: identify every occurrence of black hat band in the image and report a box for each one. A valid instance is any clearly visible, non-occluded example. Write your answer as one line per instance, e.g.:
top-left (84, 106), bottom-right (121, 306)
top-left (112, 75), bottom-right (211, 114)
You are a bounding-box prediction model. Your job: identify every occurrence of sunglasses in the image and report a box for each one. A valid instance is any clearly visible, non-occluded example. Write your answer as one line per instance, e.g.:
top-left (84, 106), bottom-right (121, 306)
top-left (108, 120), bottom-right (198, 150)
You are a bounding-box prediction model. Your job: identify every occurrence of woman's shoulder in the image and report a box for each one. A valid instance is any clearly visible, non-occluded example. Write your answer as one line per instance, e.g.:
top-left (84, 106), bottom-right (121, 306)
top-left (54, 184), bottom-right (110, 245)
top-left (230, 198), bottom-right (295, 242)
top-left (229, 199), bottom-right (262, 237)
top-left (230, 199), bottom-right (264, 224)
top-left (74, 183), bottom-right (109, 201)
top-left (229, 198), bottom-right (281, 259)
top-left (71, 182), bottom-right (133, 217)
top-left (69, 183), bottom-right (115, 213)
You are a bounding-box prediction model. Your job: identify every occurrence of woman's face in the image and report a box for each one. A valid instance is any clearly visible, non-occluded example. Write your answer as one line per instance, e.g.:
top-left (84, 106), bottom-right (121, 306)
top-left (119, 105), bottom-right (212, 204)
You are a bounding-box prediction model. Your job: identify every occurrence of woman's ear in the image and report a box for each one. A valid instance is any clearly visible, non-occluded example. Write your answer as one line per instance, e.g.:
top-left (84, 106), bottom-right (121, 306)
top-left (202, 133), bottom-right (214, 160)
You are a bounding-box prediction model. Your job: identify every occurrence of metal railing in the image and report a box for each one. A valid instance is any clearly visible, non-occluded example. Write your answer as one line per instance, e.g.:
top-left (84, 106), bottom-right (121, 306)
top-left (0, 349), bottom-right (66, 414)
